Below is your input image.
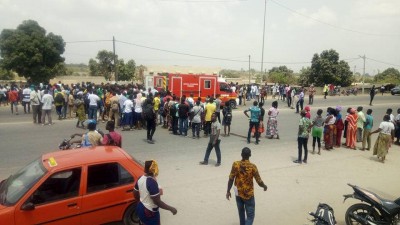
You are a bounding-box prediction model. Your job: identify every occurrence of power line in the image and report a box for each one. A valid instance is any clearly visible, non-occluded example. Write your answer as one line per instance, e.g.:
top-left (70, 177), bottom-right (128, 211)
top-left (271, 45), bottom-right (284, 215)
top-left (65, 40), bottom-right (112, 44)
top-left (366, 57), bottom-right (400, 68)
top-left (269, 0), bottom-right (400, 37)
top-left (155, 0), bottom-right (247, 2)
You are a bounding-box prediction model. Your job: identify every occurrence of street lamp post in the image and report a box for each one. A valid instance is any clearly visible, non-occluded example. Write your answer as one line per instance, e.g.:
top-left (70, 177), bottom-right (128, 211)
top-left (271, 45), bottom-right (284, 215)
top-left (261, 0), bottom-right (267, 76)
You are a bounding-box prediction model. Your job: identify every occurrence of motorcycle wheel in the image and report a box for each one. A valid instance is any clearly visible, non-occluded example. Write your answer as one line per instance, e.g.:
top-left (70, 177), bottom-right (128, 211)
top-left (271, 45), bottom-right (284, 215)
top-left (345, 203), bottom-right (380, 225)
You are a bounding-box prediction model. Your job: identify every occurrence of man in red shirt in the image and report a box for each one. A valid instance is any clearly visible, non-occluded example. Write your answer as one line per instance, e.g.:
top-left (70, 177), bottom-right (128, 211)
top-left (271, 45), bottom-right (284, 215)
top-left (8, 87), bottom-right (19, 115)
top-left (102, 121), bottom-right (122, 147)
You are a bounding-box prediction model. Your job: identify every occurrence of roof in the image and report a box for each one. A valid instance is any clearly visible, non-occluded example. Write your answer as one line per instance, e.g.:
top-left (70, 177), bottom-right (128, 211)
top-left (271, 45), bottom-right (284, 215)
top-left (41, 146), bottom-right (133, 171)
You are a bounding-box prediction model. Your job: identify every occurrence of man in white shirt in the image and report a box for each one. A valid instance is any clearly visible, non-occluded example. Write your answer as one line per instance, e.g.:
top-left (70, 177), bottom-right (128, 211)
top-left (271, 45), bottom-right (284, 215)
top-left (30, 86), bottom-right (42, 124)
top-left (88, 90), bottom-right (100, 121)
top-left (41, 89), bottom-right (54, 125)
top-left (22, 85), bottom-right (31, 113)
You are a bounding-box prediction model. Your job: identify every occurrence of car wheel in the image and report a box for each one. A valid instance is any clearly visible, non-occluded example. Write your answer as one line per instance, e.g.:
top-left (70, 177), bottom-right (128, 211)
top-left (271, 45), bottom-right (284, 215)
top-left (123, 203), bottom-right (140, 225)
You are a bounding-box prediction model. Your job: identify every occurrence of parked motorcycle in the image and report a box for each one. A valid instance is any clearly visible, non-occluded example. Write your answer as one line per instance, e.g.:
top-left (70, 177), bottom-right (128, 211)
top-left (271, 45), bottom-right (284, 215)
top-left (309, 203), bottom-right (337, 225)
top-left (59, 137), bottom-right (81, 150)
top-left (343, 183), bottom-right (400, 225)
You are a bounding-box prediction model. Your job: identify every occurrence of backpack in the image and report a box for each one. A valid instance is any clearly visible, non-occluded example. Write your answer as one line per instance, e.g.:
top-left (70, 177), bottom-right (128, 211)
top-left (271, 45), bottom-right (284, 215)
top-left (178, 104), bottom-right (189, 118)
top-left (143, 105), bottom-right (155, 120)
top-left (54, 93), bottom-right (64, 103)
top-left (169, 103), bottom-right (178, 117)
top-left (225, 109), bottom-right (232, 123)
top-left (106, 134), bottom-right (120, 147)
top-left (111, 102), bottom-right (119, 112)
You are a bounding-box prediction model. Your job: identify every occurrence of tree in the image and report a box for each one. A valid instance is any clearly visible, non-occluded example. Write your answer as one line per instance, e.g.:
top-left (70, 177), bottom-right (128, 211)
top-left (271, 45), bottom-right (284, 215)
top-left (0, 20), bottom-right (65, 83)
top-left (220, 69), bottom-right (241, 78)
top-left (308, 49), bottom-right (353, 87)
top-left (267, 66), bottom-right (296, 84)
top-left (117, 59), bottom-right (136, 81)
top-left (374, 68), bottom-right (400, 84)
top-left (89, 50), bottom-right (115, 80)
top-left (298, 67), bottom-right (311, 86)
top-left (0, 67), bottom-right (14, 80)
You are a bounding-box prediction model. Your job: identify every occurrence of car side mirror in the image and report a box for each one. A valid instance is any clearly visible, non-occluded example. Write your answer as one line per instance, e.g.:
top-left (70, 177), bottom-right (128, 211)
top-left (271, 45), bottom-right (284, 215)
top-left (21, 202), bottom-right (35, 211)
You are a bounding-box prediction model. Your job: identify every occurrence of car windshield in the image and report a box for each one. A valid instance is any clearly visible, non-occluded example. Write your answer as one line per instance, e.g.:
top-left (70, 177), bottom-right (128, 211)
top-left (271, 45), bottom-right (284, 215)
top-left (0, 158), bottom-right (46, 206)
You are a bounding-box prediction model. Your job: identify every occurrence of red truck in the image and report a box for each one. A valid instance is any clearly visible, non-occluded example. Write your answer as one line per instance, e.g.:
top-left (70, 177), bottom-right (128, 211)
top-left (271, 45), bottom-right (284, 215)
top-left (145, 73), bottom-right (237, 108)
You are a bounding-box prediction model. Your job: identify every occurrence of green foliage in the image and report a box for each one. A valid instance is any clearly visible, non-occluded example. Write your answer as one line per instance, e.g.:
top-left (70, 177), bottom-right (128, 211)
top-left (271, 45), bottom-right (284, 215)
top-left (298, 67), bottom-right (311, 86)
top-left (0, 20), bottom-right (65, 83)
top-left (0, 68), bottom-right (14, 80)
top-left (308, 49), bottom-right (353, 86)
top-left (88, 50), bottom-right (115, 80)
top-left (117, 59), bottom-right (136, 81)
top-left (267, 66), bottom-right (296, 84)
top-left (65, 63), bottom-right (89, 75)
top-left (374, 68), bottom-right (400, 84)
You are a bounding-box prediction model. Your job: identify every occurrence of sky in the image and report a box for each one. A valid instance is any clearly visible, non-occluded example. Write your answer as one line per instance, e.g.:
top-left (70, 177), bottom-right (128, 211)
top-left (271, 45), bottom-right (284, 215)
top-left (0, 0), bottom-right (399, 75)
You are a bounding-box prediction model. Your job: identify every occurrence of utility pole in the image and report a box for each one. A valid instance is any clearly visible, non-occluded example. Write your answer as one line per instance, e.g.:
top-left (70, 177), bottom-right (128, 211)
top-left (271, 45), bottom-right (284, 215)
top-left (359, 55), bottom-right (366, 94)
top-left (261, 0), bottom-right (267, 75)
top-left (248, 55), bottom-right (251, 84)
top-left (113, 36), bottom-right (118, 82)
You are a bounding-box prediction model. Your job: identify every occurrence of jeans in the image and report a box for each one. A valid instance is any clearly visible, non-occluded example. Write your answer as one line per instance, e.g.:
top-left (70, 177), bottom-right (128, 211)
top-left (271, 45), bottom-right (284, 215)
top-left (204, 121), bottom-right (212, 135)
top-left (287, 96), bottom-right (292, 108)
top-left (216, 111), bottom-right (221, 123)
top-left (309, 95), bottom-right (314, 105)
top-left (172, 116), bottom-right (179, 134)
top-left (203, 139), bottom-right (221, 164)
top-left (179, 117), bottom-right (188, 136)
top-left (88, 105), bottom-right (98, 120)
top-left (41, 109), bottom-right (52, 124)
top-left (23, 101), bottom-right (30, 113)
top-left (247, 121), bottom-right (259, 143)
top-left (236, 196), bottom-right (255, 225)
top-left (239, 96), bottom-right (242, 105)
top-left (362, 129), bottom-right (371, 149)
top-left (296, 99), bottom-right (304, 113)
top-left (32, 105), bottom-right (41, 123)
top-left (56, 105), bottom-right (63, 118)
top-left (192, 122), bottom-right (201, 137)
top-left (297, 137), bottom-right (308, 162)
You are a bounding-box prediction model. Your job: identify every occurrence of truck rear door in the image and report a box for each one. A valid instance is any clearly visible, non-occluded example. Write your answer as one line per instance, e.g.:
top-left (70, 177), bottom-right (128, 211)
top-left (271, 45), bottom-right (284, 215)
top-left (199, 76), bottom-right (217, 98)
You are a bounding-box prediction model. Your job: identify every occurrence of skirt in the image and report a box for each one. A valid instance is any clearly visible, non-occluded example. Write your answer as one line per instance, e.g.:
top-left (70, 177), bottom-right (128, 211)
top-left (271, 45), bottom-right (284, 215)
top-left (312, 126), bottom-right (323, 138)
top-left (373, 133), bottom-right (391, 158)
top-left (266, 118), bottom-right (278, 136)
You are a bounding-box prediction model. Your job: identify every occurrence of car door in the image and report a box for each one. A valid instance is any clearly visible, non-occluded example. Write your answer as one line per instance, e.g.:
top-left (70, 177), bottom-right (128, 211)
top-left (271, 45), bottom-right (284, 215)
top-left (80, 162), bottom-right (136, 225)
top-left (15, 167), bottom-right (82, 225)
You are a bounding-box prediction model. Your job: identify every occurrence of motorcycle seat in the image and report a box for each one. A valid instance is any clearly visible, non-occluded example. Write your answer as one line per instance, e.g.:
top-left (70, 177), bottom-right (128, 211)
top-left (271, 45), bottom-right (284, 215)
top-left (380, 198), bottom-right (400, 214)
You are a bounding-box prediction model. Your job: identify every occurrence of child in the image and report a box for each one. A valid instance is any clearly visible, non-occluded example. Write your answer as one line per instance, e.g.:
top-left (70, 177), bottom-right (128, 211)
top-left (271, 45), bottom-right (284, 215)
top-left (222, 102), bottom-right (232, 136)
top-left (310, 109), bottom-right (324, 154)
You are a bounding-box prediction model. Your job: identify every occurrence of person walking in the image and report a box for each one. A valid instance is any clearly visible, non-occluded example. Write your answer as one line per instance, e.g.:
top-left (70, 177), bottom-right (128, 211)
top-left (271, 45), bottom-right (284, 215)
top-left (244, 101), bottom-right (261, 145)
top-left (360, 109), bottom-right (373, 151)
top-left (133, 160), bottom-right (177, 225)
top-left (226, 147), bottom-right (268, 225)
top-left (370, 115), bottom-right (395, 163)
top-left (369, 85), bottom-right (376, 106)
top-left (294, 110), bottom-right (311, 164)
top-left (199, 113), bottom-right (222, 166)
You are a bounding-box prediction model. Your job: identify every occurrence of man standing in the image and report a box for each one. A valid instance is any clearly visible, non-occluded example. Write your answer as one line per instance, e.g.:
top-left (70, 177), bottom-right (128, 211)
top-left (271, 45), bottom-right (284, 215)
top-left (369, 85), bottom-right (376, 106)
top-left (41, 89), bottom-right (54, 126)
top-left (22, 85), bottom-right (31, 114)
top-left (214, 94), bottom-right (222, 123)
top-left (178, 98), bottom-right (189, 136)
top-left (308, 85), bottom-right (315, 105)
top-left (30, 86), bottom-right (42, 124)
top-left (109, 91), bottom-right (120, 127)
top-left (294, 110), bottom-right (311, 164)
top-left (295, 88), bottom-right (304, 113)
top-left (226, 147), bottom-right (268, 225)
top-left (204, 97), bottom-right (216, 137)
top-left (8, 87), bottom-right (19, 115)
top-left (244, 101), bottom-right (261, 145)
top-left (323, 84), bottom-right (328, 99)
top-left (88, 90), bottom-right (100, 120)
top-left (200, 113), bottom-right (222, 166)
top-left (356, 106), bottom-right (366, 142)
top-left (360, 109), bottom-right (373, 151)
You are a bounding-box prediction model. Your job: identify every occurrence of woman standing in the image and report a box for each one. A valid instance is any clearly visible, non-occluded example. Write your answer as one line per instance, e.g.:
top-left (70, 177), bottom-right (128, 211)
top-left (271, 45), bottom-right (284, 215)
top-left (133, 160), bottom-right (177, 224)
top-left (345, 108), bottom-right (358, 150)
top-left (310, 109), bottom-right (324, 155)
top-left (335, 106), bottom-right (344, 147)
top-left (74, 92), bottom-right (86, 128)
top-left (134, 92), bottom-right (143, 130)
top-left (370, 115), bottom-right (395, 163)
top-left (266, 101), bottom-right (279, 139)
top-left (323, 107), bottom-right (336, 150)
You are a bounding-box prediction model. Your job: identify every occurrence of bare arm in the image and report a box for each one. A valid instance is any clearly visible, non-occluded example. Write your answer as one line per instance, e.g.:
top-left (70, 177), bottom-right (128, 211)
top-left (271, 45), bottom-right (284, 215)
top-left (151, 195), bottom-right (177, 215)
top-left (226, 178), bottom-right (234, 200)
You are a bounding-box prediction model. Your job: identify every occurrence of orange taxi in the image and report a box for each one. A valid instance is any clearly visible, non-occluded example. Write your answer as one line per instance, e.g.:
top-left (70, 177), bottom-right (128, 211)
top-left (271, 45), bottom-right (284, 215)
top-left (0, 146), bottom-right (144, 225)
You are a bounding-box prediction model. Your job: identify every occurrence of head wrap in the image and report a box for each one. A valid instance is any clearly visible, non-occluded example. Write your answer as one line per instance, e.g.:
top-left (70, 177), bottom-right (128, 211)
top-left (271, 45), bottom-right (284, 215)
top-left (304, 105), bottom-right (310, 112)
top-left (336, 106), bottom-right (342, 112)
top-left (148, 160), bottom-right (159, 177)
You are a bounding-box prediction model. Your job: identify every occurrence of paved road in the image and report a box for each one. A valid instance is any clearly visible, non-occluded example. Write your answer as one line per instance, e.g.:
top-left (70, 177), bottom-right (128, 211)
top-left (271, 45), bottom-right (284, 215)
top-left (0, 94), bottom-right (399, 225)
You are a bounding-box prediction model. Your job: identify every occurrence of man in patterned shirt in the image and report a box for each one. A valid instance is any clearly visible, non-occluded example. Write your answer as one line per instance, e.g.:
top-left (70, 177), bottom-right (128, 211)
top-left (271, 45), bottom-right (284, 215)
top-left (226, 147), bottom-right (268, 225)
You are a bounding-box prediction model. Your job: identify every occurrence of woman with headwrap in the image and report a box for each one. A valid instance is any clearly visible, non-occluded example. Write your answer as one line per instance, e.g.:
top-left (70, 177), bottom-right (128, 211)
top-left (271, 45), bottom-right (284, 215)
top-left (369, 115), bottom-right (395, 163)
top-left (323, 107), bottom-right (336, 150)
top-left (133, 160), bottom-right (177, 224)
top-left (335, 106), bottom-right (344, 147)
top-left (345, 108), bottom-right (358, 150)
top-left (266, 101), bottom-right (279, 139)
top-left (74, 92), bottom-right (86, 128)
